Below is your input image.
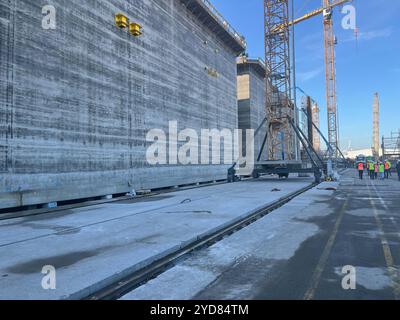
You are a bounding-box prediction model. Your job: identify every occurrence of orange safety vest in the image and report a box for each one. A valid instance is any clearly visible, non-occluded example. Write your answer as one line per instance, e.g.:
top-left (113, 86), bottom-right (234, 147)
top-left (385, 162), bottom-right (389, 170)
top-left (374, 165), bottom-right (379, 172)
top-left (358, 163), bottom-right (364, 171)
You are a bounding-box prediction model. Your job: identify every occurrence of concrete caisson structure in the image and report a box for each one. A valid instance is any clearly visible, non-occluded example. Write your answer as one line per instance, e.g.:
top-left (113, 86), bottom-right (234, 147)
top-left (0, 0), bottom-right (245, 209)
top-left (237, 57), bottom-right (268, 162)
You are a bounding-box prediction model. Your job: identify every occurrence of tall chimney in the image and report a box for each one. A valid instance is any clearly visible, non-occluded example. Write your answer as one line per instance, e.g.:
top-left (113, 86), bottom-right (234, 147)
top-left (373, 93), bottom-right (380, 158)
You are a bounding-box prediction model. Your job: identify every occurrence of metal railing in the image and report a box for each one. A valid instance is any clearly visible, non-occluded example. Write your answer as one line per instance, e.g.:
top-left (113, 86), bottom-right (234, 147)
top-left (237, 56), bottom-right (266, 70)
top-left (198, 0), bottom-right (247, 48)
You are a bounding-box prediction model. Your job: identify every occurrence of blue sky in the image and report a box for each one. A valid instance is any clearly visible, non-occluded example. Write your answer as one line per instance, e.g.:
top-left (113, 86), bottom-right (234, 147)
top-left (213, 0), bottom-right (400, 150)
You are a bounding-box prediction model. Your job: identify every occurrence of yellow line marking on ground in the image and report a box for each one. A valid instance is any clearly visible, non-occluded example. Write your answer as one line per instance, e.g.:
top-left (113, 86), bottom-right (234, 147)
top-left (367, 179), bottom-right (400, 300)
top-left (370, 180), bottom-right (400, 236)
top-left (303, 197), bottom-right (348, 300)
top-left (370, 180), bottom-right (390, 210)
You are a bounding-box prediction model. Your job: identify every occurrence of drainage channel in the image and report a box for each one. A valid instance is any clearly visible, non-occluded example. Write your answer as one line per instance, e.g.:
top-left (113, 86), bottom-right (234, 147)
top-left (83, 182), bottom-right (318, 300)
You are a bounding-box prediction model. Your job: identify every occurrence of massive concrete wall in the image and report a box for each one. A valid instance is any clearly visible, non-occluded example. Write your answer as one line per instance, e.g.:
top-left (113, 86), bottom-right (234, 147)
top-left (237, 58), bottom-right (267, 162)
top-left (0, 0), bottom-right (243, 209)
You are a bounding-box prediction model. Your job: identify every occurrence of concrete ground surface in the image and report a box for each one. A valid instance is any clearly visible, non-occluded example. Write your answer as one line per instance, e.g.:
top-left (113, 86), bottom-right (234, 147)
top-left (0, 176), bottom-right (312, 299)
top-left (123, 169), bottom-right (400, 300)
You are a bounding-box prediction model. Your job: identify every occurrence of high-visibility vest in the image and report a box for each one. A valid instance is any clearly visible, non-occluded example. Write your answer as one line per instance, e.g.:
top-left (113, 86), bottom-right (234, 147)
top-left (379, 164), bottom-right (385, 173)
top-left (385, 162), bottom-right (389, 170)
top-left (358, 163), bottom-right (364, 170)
top-left (374, 165), bottom-right (379, 172)
top-left (369, 163), bottom-right (374, 170)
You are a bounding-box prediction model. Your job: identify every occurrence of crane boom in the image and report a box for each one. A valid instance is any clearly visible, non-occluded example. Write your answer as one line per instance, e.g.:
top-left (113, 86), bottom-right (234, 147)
top-left (271, 0), bottom-right (351, 33)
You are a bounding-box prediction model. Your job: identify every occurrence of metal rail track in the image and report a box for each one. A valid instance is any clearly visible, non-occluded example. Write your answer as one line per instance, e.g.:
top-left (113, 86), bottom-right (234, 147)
top-left (83, 182), bottom-right (318, 300)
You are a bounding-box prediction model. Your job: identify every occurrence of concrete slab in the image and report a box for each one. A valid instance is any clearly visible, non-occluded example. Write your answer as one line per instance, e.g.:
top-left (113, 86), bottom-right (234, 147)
top-left (0, 176), bottom-right (313, 300)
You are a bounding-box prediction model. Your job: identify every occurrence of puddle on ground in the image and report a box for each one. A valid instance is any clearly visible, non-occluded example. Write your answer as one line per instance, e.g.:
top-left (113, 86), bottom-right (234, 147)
top-left (7, 250), bottom-right (101, 274)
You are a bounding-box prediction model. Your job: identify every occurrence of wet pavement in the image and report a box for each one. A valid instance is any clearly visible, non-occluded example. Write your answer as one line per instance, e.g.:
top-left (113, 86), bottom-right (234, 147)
top-left (254, 171), bottom-right (400, 300)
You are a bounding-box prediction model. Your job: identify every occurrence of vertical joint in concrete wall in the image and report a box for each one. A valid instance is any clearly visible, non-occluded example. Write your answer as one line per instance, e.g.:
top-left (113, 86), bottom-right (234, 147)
top-left (2, 0), bottom-right (17, 173)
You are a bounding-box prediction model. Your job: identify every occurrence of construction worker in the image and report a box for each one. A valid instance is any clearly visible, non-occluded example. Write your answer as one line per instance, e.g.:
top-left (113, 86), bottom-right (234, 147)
top-left (384, 161), bottom-right (390, 179)
top-left (397, 160), bottom-right (400, 181)
top-left (357, 161), bottom-right (364, 180)
top-left (369, 161), bottom-right (375, 180)
top-left (379, 162), bottom-right (385, 180)
top-left (374, 162), bottom-right (379, 180)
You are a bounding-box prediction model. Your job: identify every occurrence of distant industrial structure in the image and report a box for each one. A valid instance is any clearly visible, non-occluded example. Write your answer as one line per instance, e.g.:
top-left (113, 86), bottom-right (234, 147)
top-left (382, 131), bottom-right (400, 160)
top-left (345, 94), bottom-right (399, 161)
top-left (312, 102), bottom-right (321, 152)
top-left (300, 95), bottom-right (321, 154)
top-left (372, 93), bottom-right (380, 158)
top-left (343, 148), bottom-right (378, 160)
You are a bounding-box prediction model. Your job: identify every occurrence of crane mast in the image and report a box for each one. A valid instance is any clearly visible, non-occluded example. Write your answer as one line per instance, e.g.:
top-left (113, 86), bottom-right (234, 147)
top-left (264, 0), bottom-right (295, 161)
top-left (323, 0), bottom-right (339, 160)
top-left (265, 0), bottom-right (351, 166)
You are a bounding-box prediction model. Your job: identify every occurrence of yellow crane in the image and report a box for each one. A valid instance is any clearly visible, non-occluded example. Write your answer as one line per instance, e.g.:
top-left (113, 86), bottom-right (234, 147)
top-left (271, 0), bottom-right (350, 33)
top-left (268, 0), bottom-right (352, 162)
